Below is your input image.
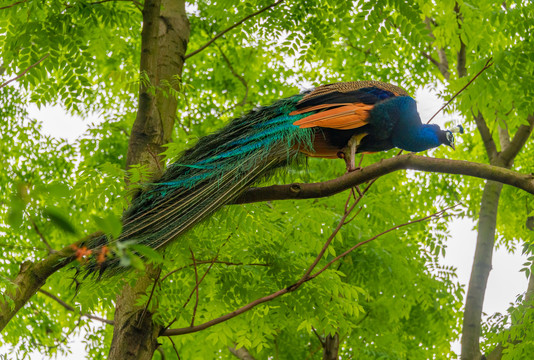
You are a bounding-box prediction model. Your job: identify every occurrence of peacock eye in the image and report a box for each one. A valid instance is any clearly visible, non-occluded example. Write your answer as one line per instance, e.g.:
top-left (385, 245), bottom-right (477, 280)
top-left (446, 132), bottom-right (454, 144)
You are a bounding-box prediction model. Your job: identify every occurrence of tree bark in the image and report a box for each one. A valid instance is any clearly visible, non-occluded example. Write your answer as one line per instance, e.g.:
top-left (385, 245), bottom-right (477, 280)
top-left (322, 333), bottom-right (339, 360)
top-left (461, 114), bottom-right (533, 359)
top-left (0, 245), bottom-right (76, 331)
top-left (108, 0), bottom-right (189, 359)
top-left (108, 265), bottom-right (162, 359)
top-left (461, 180), bottom-right (503, 360)
top-left (229, 346), bottom-right (256, 360)
top-left (0, 232), bottom-right (100, 332)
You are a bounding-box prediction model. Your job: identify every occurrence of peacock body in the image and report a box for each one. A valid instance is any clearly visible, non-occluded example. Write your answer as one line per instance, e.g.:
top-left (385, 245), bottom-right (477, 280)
top-left (84, 81), bottom-right (460, 274)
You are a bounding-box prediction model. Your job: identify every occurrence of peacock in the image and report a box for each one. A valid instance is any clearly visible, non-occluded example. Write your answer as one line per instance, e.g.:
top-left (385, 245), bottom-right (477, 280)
top-left (83, 81), bottom-right (463, 274)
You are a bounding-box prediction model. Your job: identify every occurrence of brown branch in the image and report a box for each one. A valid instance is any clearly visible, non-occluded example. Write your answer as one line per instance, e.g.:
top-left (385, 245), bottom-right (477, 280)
top-left (38, 289), bottom-right (114, 325)
top-left (229, 345), bottom-right (257, 360)
top-left (189, 248), bottom-right (200, 327)
top-left (300, 180), bottom-right (373, 282)
top-left (426, 57), bottom-right (493, 124)
top-left (437, 48), bottom-right (450, 80)
top-left (424, 17), bottom-right (450, 80)
top-left (0, 232), bottom-right (101, 331)
top-left (0, 53), bottom-right (50, 89)
top-left (232, 154), bottom-right (534, 205)
top-left (168, 337), bottom-right (181, 360)
top-left (498, 124), bottom-right (511, 150)
top-left (474, 112), bottom-right (498, 160)
top-left (311, 326), bottom-right (325, 347)
top-left (138, 266), bottom-right (162, 327)
top-left (500, 115), bottom-right (534, 165)
top-left (28, 216), bottom-right (55, 254)
top-left (217, 44), bottom-right (249, 111)
top-left (310, 206), bottom-right (456, 280)
top-left (454, 2), bottom-right (467, 77)
top-left (163, 206), bottom-right (451, 337)
top-left (184, 0), bottom-right (285, 59)
top-left (0, 0), bottom-right (27, 10)
top-left (162, 234), bottom-right (233, 333)
top-left (421, 51), bottom-right (441, 69)
top-left (183, 235), bottom-right (230, 309)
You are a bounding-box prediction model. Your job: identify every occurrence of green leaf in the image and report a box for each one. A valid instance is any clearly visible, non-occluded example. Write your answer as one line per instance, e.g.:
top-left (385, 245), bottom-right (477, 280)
top-left (130, 244), bottom-right (164, 264)
top-left (92, 213), bottom-right (123, 239)
top-left (43, 206), bottom-right (77, 235)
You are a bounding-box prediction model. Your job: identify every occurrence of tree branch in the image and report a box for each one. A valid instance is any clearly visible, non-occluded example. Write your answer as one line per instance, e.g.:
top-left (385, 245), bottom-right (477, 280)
top-left (500, 115), bottom-right (534, 165)
top-left (232, 154), bottom-right (534, 205)
top-left (0, 232), bottom-right (100, 331)
top-left (426, 58), bottom-right (492, 124)
top-left (229, 345), bottom-right (256, 360)
top-left (0, 0), bottom-right (27, 10)
top-left (37, 289), bottom-right (114, 325)
top-left (474, 112), bottom-right (498, 161)
top-left (162, 206), bottom-right (452, 336)
top-left (184, 0), bottom-right (285, 59)
top-left (217, 44), bottom-right (249, 111)
top-left (454, 2), bottom-right (467, 77)
top-left (28, 216), bottom-right (55, 254)
top-left (0, 53), bottom-right (49, 89)
top-left (189, 248), bottom-right (199, 327)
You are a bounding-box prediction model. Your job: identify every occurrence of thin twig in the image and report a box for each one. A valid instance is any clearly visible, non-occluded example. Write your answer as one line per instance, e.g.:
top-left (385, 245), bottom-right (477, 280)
top-left (299, 180), bottom-right (374, 282)
top-left (183, 236), bottom-right (231, 309)
top-left (343, 207), bottom-right (363, 225)
top-left (138, 267), bottom-right (162, 327)
top-left (162, 233), bottom-right (234, 333)
top-left (185, 0), bottom-right (285, 59)
top-left (168, 337), bottom-right (181, 360)
top-left (38, 289), bottom-right (113, 325)
top-left (0, 53), bottom-right (50, 88)
top-left (311, 326), bottom-right (325, 347)
top-left (216, 44), bottom-right (249, 114)
top-left (426, 57), bottom-right (493, 124)
top-left (163, 204), bottom-right (455, 336)
top-left (310, 205), bottom-right (459, 280)
top-left (0, 0), bottom-right (27, 10)
top-left (189, 248), bottom-right (200, 327)
top-left (28, 216), bottom-right (55, 254)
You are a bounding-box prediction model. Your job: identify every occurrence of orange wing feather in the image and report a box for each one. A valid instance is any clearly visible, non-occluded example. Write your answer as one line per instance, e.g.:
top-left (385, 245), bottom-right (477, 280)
top-left (292, 103), bottom-right (373, 130)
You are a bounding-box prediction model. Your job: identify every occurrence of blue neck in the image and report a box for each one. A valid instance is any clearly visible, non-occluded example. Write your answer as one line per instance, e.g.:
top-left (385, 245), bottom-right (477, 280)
top-left (392, 124), bottom-right (441, 152)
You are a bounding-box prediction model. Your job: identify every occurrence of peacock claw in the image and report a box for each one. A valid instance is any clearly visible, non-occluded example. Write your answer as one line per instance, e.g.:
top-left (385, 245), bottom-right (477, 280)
top-left (340, 132), bottom-right (368, 173)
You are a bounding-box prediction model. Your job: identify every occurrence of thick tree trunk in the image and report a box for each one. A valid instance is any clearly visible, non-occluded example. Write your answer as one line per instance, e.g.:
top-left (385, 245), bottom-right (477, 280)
top-left (109, 0), bottom-right (189, 359)
top-left (461, 180), bottom-right (503, 360)
top-left (108, 266), bottom-right (162, 359)
top-left (322, 333), bottom-right (339, 360)
top-left (460, 115), bottom-right (533, 359)
top-left (229, 346), bottom-right (256, 360)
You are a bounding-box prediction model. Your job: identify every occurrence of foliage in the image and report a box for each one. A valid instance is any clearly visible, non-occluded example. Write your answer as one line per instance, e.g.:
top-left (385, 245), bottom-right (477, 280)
top-left (1, 0), bottom-right (532, 359)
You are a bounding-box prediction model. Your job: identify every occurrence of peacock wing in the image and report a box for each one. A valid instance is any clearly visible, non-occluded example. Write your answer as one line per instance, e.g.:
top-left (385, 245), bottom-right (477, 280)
top-left (290, 81), bottom-right (409, 130)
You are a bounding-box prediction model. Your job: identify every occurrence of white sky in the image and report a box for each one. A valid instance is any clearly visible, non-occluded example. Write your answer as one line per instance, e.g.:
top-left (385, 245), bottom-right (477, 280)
top-left (4, 89), bottom-right (528, 359)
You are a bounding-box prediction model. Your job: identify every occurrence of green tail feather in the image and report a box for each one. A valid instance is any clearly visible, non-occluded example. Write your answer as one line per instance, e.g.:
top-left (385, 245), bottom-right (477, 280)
top-left (83, 94), bottom-right (315, 275)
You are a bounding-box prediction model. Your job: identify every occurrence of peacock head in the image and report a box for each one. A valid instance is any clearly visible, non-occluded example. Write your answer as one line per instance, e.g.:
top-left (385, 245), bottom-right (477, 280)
top-left (439, 125), bottom-right (464, 150)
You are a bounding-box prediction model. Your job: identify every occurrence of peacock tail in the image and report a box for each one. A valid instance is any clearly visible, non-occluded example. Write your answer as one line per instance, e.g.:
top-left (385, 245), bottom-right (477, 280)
top-left (83, 94), bottom-right (315, 274)
top-left (81, 80), bottom-right (458, 275)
